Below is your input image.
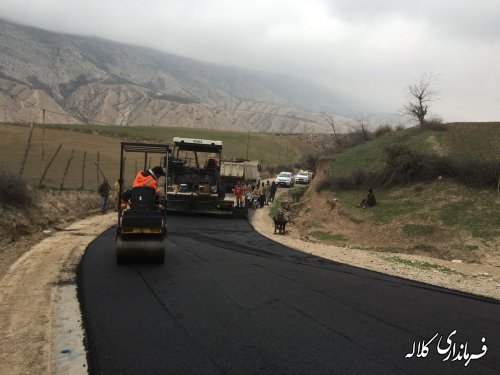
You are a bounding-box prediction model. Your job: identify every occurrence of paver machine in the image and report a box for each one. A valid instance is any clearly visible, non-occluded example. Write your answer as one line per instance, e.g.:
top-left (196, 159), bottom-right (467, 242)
top-left (116, 142), bottom-right (169, 264)
top-left (166, 137), bottom-right (247, 217)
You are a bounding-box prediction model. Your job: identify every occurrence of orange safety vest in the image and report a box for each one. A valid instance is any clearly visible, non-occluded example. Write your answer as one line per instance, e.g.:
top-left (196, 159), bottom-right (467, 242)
top-left (132, 171), bottom-right (158, 191)
top-left (234, 184), bottom-right (243, 197)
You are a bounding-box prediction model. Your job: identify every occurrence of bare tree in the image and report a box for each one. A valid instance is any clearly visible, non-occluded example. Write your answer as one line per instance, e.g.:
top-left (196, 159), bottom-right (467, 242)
top-left (403, 73), bottom-right (438, 127)
top-left (324, 114), bottom-right (342, 146)
top-left (356, 114), bottom-right (370, 140)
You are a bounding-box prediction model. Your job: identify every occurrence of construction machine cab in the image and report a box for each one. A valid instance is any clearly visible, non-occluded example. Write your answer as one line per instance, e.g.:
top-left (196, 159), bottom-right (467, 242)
top-left (116, 142), bottom-right (169, 264)
top-left (166, 137), bottom-right (238, 214)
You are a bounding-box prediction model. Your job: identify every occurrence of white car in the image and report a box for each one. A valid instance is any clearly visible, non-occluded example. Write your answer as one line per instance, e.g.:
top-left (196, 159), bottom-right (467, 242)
top-left (276, 172), bottom-right (294, 187)
top-left (294, 171), bottom-right (311, 184)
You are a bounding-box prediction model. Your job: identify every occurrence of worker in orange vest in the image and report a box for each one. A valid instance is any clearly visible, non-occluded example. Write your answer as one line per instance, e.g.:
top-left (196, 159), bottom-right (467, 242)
top-left (132, 166), bottom-right (165, 192)
top-left (233, 181), bottom-right (244, 207)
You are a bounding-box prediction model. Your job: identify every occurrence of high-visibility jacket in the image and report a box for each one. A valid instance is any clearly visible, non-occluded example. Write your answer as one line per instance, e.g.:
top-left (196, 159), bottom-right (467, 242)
top-left (234, 184), bottom-right (244, 197)
top-left (132, 170), bottom-right (158, 191)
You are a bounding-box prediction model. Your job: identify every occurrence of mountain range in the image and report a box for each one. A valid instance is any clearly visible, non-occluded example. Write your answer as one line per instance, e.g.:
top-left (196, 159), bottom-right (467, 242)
top-left (0, 18), bottom-right (370, 133)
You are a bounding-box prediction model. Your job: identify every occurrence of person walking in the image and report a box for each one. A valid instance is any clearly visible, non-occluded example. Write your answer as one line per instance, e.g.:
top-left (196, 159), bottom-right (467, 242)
top-left (252, 184), bottom-right (261, 209)
top-left (269, 181), bottom-right (277, 202)
top-left (245, 183), bottom-right (253, 208)
top-left (98, 178), bottom-right (111, 214)
top-left (259, 182), bottom-right (266, 208)
top-left (265, 180), bottom-right (271, 205)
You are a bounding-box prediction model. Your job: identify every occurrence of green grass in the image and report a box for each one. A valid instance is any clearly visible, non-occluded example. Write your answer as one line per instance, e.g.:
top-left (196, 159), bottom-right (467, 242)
top-left (454, 244), bottom-right (480, 252)
top-left (403, 224), bottom-right (436, 236)
top-left (319, 123), bottom-right (500, 241)
top-left (439, 199), bottom-right (500, 238)
top-left (326, 179), bottom-right (500, 241)
top-left (309, 231), bottom-right (348, 242)
top-left (269, 194), bottom-right (284, 219)
top-left (445, 123), bottom-right (500, 161)
top-left (384, 256), bottom-right (461, 274)
top-left (329, 123), bottom-right (500, 177)
top-left (330, 133), bottom-right (394, 177)
top-left (329, 188), bottom-right (424, 224)
top-left (288, 186), bottom-right (308, 202)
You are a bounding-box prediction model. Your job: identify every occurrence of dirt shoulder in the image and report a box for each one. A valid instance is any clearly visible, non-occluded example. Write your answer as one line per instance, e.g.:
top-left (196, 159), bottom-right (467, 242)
top-left (249, 203), bottom-right (500, 301)
top-left (0, 213), bottom-right (115, 375)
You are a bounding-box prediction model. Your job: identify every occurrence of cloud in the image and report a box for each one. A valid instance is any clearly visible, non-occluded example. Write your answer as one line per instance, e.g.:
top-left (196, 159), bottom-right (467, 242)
top-left (1, 0), bottom-right (499, 121)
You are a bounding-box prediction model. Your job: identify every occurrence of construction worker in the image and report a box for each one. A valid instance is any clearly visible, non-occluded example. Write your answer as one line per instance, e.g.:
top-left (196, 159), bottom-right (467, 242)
top-left (113, 179), bottom-right (120, 211)
top-left (132, 166), bottom-right (165, 192)
top-left (98, 179), bottom-right (111, 214)
top-left (233, 181), bottom-right (244, 207)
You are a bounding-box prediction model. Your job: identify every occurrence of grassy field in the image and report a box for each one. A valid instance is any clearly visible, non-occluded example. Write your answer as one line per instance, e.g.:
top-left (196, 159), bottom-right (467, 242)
top-left (328, 181), bottom-right (500, 240)
top-left (330, 122), bottom-right (500, 177)
top-left (0, 123), bottom-right (316, 189)
top-left (44, 123), bottom-right (316, 167)
top-left (329, 123), bottom-right (500, 239)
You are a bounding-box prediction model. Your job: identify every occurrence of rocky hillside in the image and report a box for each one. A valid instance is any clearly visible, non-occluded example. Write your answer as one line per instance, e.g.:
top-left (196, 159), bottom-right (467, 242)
top-left (0, 19), bottom-right (356, 133)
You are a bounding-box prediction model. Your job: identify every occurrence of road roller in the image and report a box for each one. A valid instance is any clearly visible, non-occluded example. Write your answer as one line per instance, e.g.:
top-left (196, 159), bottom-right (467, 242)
top-left (116, 142), bottom-right (169, 264)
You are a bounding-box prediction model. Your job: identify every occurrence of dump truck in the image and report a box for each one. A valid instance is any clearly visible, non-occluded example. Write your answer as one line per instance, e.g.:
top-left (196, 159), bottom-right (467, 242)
top-left (166, 137), bottom-right (246, 216)
top-left (220, 160), bottom-right (261, 193)
top-left (116, 142), bottom-right (169, 264)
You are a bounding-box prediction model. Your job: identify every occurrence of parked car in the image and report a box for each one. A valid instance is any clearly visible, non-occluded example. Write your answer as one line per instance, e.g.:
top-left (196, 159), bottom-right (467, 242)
top-left (294, 171), bottom-right (311, 184)
top-left (276, 171), bottom-right (294, 187)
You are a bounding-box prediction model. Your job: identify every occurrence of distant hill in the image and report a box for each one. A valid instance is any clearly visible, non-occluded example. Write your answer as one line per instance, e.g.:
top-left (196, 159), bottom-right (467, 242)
top-left (0, 18), bottom-right (359, 132)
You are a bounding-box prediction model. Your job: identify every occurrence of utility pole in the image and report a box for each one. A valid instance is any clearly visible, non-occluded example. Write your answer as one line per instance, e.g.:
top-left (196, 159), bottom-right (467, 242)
top-left (246, 131), bottom-right (250, 160)
top-left (278, 133), bottom-right (282, 163)
top-left (41, 109), bottom-right (46, 172)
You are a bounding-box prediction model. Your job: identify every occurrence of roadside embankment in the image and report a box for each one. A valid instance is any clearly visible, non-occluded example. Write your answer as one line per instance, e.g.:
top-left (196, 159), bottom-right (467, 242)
top-left (0, 188), bottom-right (102, 278)
top-left (248, 195), bottom-right (500, 301)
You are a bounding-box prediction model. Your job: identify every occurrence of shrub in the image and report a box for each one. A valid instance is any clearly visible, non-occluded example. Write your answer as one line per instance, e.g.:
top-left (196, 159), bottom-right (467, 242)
top-left (265, 163), bottom-right (295, 176)
top-left (298, 153), bottom-right (319, 171)
top-left (288, 186), bottom-right (307, 202)
top-left (374, 124), bottom-right (393, 138)
top-left (0, 168), bottom-right (34, 207)
top-left (451, 159), bottom-right (500, 188)
top-left (315, 175), bottom-right (336, 192)
top-left (375, 145), bottom-right (452, 186)
top-left (317, 146), bottom-right (500, 192)
top-left (341, 131), bottom-right (370, 149)
top-left (423, 116), bottom-right (447, 131)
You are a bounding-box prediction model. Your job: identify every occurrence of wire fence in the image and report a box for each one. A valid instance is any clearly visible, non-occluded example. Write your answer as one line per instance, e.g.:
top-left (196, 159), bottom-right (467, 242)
top-left (0, 123), bottom-right (164, 191)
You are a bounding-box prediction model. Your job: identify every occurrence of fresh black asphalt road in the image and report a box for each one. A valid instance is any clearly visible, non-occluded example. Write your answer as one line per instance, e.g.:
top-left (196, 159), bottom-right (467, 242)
top-left (78, 215), bottom-right (500, 375)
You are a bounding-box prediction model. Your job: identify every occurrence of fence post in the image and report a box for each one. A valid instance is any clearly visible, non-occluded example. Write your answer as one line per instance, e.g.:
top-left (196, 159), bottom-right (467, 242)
top-left (38, 144), bottom-right (62, 187)
top-left (80, 151), bottom-right (87, 190)
top-left (60, 149), bottom-right (75, 189)
top-left (19, 123), bottom-right (34, 175)
top-left (96, 150), bottom-right (100, 190)
top-left (95, 161), bottom-right (107, 181)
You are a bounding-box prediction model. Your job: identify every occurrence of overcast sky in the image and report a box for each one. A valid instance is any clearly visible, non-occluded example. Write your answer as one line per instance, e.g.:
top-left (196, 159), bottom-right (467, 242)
top-left (1, 0), bottom-right (499, 121)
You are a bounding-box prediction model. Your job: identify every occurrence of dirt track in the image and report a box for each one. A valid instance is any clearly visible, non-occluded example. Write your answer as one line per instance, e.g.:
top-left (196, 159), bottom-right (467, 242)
top-left (0, 213), bottom-right (115, 375)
